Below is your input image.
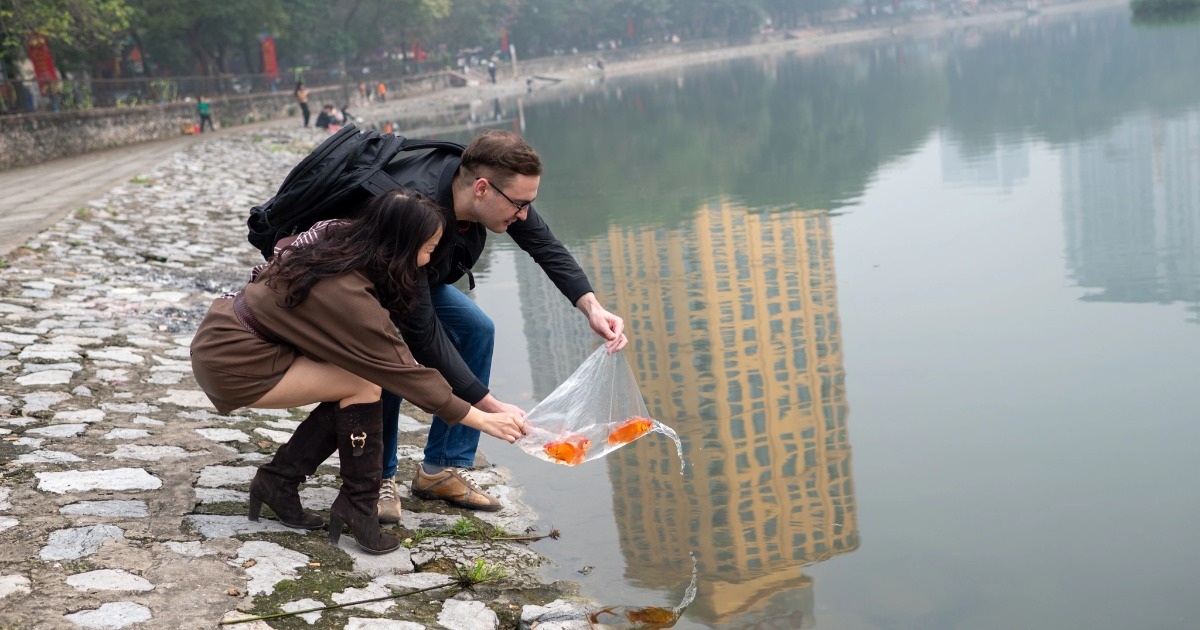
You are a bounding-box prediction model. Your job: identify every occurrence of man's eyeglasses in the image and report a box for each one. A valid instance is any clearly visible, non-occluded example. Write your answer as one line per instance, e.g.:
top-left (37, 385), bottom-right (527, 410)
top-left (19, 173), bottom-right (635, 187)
top-left (477, 177), bottom-right (532, 212)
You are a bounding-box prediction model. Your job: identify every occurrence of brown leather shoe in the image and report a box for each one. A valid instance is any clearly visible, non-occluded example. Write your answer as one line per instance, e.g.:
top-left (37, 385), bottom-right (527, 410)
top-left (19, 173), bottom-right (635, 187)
top-left (377, 477), bottom-right (401, 524)
top-left (411, 467), bottom-right (502, 512)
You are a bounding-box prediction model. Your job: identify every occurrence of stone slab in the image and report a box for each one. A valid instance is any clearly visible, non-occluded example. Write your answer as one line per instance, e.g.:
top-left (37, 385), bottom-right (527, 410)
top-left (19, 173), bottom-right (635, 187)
top-left (16, 370), bottom-right (73, 385)
top-left (62, 602), bottom-right (152, 628)
top-left (41, 524), bottom-right (125, 561)
top-left (281, 598), bottom-right (325, 625)
top-left (27, 424), bottom-right (87, 437)
top-left (231, 540), bottom-right (309, 596)
top-left (195, 428), bottom-right (251, 443)
top-left (36, 468), bottom-right (162, 494)
top-left (59, 500), bottom-right (149, 518)
top-left (439, 599), bottom-right (499, 630)
top-left (184, 515), bottom-right (301, 539)
top-left (102, 429), bottom-right (151, 440)
top-left (196, 465), bottom-right (256, 488)
top-left (0, 574), bottom-right (32, 600)
top-left (66, 569), bottom-right (155, 592)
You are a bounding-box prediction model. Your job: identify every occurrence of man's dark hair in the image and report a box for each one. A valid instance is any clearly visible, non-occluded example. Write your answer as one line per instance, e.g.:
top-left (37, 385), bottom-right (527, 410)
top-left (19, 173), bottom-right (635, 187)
top-left (460, 129), bottom-right (542, 187)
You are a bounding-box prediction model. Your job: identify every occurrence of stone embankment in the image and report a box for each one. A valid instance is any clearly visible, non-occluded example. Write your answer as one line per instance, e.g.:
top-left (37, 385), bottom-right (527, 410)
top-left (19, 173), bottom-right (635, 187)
top-left (0, 128), bottom-right (591, 629)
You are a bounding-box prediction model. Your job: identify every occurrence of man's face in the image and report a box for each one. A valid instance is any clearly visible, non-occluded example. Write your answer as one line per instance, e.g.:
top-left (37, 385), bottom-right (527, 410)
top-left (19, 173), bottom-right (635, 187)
top-left (477, 174), bottom-right (539, 233)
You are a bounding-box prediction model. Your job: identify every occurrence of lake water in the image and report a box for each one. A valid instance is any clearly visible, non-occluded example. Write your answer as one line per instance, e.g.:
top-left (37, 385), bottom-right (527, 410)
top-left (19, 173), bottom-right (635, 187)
top-left (438, 8), bottom-right (1200, 629)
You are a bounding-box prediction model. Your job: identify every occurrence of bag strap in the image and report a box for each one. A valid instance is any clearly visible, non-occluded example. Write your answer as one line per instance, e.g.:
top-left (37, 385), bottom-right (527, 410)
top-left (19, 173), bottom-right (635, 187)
top-left (360, 137), bottom-right (466, 196)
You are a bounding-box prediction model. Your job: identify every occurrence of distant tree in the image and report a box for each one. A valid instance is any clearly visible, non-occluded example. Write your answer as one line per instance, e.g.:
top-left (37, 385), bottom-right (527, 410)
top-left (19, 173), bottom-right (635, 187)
top-left (127, 0), bottom-right (286, 76)
top-left (428, 0), bottom-right (509, 58)
top-left (0, 0), bottom-right (131, 69)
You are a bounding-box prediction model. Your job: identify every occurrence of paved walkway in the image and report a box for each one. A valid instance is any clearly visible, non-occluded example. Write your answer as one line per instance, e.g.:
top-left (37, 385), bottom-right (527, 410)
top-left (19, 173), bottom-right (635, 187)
top-left (0, 134), bottom-right (198, 259)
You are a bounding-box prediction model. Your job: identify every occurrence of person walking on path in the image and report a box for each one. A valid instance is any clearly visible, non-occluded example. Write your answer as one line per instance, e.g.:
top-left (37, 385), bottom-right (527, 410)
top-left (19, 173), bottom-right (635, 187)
top-left (487, 61), bottom-right (497, 84)
top-left (376, 81), bottom-right (387, 103)
top-left (196, 95), bottom-right (214, 133)
top-left (368, 129), bottom-right (627, 520)
top-left (294, 81), bottom-right (310, 127)
top-left (190, 190), bottom-right (525, 554)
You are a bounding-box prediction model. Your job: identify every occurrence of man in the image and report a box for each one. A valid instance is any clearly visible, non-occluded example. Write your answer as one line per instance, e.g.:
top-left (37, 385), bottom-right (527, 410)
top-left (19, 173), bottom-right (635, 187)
top-left (377, 129), bottom-right (626, 520)
top-left (314, 105), bottom-right (335, 130)
top-left (196, 96), bottom-right (214, 133)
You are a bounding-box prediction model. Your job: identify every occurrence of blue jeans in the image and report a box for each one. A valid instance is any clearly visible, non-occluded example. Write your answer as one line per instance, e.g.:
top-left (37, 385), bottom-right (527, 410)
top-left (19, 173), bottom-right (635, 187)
top-left (382, 283), bottom-right (494, 477)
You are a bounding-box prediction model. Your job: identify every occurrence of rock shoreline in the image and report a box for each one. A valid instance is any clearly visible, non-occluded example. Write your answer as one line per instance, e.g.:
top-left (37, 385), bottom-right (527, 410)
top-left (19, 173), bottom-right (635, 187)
top-left (0, 129), bottom-right (593, 629)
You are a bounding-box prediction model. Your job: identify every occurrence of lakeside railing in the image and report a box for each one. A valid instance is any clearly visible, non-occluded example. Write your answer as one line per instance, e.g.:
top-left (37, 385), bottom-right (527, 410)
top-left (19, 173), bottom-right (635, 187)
top-left (0, 68), bottom-right (433, 115)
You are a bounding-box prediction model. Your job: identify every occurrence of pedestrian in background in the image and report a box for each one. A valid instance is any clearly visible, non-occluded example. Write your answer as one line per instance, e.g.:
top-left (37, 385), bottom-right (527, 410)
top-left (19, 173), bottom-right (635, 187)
top-left (315, 104), bottom-right (335, 130)
top-left (196, 96), bottom-right (214, 133)
top-left (294, 81), bottom-right (310, 127)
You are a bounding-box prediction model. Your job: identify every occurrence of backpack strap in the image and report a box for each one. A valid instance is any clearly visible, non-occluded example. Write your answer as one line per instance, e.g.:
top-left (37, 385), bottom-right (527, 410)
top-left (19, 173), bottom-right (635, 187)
top-left (359, 138), bottom-right (466, 196)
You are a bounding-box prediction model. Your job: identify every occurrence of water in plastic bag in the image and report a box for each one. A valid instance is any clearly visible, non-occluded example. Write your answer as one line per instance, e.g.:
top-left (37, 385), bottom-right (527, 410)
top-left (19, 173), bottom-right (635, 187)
top-left (515, 346), bottom-right (683, 472)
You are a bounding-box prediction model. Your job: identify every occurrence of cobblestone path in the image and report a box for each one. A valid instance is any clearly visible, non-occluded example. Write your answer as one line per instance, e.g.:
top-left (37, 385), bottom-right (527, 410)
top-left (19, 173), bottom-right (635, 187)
top-left (0, 130), bottom-right (584, 630)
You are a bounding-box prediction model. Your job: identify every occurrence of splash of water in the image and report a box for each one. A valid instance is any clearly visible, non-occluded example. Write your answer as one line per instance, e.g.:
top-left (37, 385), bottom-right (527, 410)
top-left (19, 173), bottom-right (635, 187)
top-left (672, 552), bottom-right (699, 614)
top-left (650, 420), bottom-right (686, 475)
top-left (587, 553), bottom-right (699, 629)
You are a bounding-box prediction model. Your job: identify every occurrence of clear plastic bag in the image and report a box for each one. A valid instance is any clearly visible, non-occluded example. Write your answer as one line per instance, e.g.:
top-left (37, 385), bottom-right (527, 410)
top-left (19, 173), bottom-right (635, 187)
top-left (515, 345), bottom-right (679, 468)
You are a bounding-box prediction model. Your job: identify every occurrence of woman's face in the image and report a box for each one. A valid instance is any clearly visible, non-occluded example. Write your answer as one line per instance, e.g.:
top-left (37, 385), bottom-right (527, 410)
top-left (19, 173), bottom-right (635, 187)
top-left (416, 228), bottom-right (442, 268)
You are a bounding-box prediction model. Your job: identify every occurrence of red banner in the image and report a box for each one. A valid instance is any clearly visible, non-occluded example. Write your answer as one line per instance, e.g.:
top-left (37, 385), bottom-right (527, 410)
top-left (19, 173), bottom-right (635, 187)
top-left (500, 29), bottom-right (509, 55)
top-left (260, 35), bottom-right (279, 81)
top-left (26, 33), bottom-right (58, 95)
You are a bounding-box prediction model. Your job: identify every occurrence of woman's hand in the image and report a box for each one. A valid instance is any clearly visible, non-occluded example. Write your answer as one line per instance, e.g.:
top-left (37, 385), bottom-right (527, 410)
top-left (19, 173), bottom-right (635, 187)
top-left (461, 407), bottom-right (526, 443)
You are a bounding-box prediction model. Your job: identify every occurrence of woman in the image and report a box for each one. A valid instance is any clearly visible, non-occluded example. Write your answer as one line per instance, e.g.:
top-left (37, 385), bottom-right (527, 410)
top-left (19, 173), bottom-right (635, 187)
top-left (191, 190), bottom-right (524, 554)
top-left (293, 81), bottom-right (310, 127)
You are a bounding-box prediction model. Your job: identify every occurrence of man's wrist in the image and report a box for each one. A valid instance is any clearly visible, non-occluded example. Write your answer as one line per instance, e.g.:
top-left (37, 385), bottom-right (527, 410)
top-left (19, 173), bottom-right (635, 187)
top-left (575, 292), bottom-right (599, 315)
top-left (474, 394), bottom-right (500, 413)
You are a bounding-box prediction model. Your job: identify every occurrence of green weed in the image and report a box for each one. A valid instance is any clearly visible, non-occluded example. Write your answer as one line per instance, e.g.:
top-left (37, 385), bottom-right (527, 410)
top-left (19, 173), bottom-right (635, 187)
top-left (454, 558), bottom-right (506, 587)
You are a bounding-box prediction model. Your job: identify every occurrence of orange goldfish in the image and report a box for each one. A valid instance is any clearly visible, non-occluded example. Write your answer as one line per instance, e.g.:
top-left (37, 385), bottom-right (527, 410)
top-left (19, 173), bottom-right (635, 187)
top-left (607, 417), bottom-right (655, 446)
top-left (543, 434), bottom-right (591, 466)
top-left (589, 606), bottom-right (679, 628)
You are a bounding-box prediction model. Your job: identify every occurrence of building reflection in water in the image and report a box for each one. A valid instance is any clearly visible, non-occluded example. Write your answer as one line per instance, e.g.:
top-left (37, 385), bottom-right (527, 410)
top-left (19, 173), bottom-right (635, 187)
top-left (520, 198), bottom-right (859, 628)
top-left (1061, 110), bottom-right (1200, 322)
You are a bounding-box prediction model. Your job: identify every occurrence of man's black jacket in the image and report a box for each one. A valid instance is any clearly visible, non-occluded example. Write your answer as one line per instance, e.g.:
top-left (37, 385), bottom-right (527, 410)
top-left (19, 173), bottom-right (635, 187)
top-left (383, 146), bottom-right (593, 404)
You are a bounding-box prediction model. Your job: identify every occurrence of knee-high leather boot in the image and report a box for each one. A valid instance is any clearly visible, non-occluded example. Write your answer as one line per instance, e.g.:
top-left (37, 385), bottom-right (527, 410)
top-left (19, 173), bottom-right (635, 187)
top-left (248, 402), bottom-right (337, 529)
top-left (328, 400), bottom-right (400, 554)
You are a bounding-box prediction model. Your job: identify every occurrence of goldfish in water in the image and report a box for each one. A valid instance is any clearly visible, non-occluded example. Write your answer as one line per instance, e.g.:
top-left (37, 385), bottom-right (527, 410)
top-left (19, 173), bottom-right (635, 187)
top-left (607, 416), bottom-right (655, 446)
top-left (589, 605), bottom-right (679, 629)
top-left (543, 434), bottom-right (591, 466)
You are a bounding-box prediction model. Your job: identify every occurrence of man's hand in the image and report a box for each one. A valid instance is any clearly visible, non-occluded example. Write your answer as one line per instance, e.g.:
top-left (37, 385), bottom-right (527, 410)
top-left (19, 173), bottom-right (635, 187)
top-left (575, 292), bottom-right (628, 354)
top-left (475, 393), bottom-right (527, 419)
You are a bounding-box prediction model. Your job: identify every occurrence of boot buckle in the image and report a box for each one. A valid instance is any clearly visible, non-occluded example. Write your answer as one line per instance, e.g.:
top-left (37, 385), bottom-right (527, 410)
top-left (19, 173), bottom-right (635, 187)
top-left (350, 432), bottom-right (366, 457)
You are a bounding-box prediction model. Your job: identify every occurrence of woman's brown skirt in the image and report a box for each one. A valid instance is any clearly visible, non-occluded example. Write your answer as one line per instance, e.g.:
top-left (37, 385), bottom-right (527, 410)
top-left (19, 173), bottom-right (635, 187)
top-left (190, 298), bottom-right (296, 414)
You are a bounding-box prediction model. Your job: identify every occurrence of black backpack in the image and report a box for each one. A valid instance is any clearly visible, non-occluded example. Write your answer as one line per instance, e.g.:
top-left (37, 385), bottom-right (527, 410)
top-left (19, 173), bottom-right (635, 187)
top-left (246, 123), bottom-right (464, 259)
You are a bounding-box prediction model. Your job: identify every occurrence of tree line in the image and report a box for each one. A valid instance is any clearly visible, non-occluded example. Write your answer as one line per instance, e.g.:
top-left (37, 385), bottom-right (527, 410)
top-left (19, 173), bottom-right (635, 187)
top-left (0, 0), bottom-right (852, 81)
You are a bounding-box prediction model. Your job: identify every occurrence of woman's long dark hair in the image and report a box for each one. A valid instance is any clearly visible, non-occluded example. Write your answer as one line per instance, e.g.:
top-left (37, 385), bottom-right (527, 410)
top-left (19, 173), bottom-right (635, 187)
top-left (264, 189), bottom-right (446, 319)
